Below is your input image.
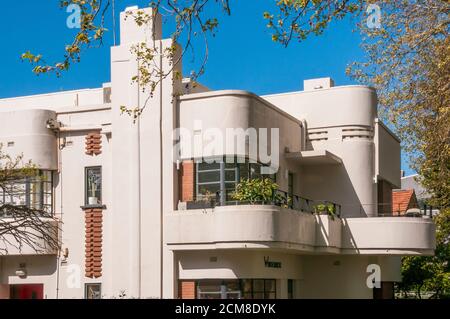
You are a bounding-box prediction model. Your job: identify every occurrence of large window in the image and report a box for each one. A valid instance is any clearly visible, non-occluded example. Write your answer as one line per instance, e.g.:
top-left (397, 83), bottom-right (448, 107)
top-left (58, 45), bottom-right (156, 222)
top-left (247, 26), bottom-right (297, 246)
top-left (85, 167), bottom-right (102, 206)
top-left (196, 279), bottom-right (276, 299)
top-left (195, 157), bottom-right (276, 203)
top-left (0, 170), bottom-right (53, 216)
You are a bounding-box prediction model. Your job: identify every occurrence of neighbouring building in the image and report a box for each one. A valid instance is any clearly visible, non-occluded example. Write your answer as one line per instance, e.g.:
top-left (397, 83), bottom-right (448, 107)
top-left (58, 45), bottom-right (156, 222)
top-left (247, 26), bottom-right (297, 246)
top-left (0, 6), bottom-right (436, 299)
top-left (391, 189), bottom-right (419, 216)
top-left (401, 173), bottom-right (439, 216)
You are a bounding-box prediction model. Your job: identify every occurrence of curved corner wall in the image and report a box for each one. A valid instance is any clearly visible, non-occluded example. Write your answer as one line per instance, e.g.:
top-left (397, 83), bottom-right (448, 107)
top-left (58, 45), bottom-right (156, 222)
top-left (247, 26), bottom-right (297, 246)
top-left (0, 109), bottom-right (57, 170)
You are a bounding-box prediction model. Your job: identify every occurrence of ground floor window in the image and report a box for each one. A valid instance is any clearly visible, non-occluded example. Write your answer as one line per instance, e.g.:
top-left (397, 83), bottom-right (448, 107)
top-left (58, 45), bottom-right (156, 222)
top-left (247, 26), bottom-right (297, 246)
top-left (190, 279), bottom-right (276, 299)
top-left (85, 283), bottom-right (102, 299)
top-left (287, 279), bottom-right (294, 299)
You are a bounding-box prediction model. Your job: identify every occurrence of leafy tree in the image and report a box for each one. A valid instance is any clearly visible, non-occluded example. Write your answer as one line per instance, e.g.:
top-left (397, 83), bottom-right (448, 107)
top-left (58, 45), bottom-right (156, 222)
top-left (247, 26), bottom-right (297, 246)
top-left (397, 208), bottom-right (450, 299)
top-left (0, 146), bottom-right (60, 255)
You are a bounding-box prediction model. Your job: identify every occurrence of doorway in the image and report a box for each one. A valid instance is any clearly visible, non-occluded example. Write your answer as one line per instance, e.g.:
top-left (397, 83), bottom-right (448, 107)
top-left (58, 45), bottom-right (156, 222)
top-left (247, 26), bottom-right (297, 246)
top-left (10, 284), bottom-right (44, 299)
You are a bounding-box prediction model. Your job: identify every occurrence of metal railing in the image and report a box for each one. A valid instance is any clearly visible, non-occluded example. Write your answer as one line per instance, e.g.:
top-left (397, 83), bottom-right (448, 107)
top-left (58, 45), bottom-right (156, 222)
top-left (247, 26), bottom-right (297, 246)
top-left (186, 189), bottom-right (342, 218)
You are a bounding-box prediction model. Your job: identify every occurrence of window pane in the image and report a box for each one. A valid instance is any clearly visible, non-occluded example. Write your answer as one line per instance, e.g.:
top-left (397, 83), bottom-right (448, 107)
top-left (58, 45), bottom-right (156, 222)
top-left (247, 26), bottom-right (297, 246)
top-left (264, 292), bottom-right (276, 299)
top-left (238, 163), bottom-right (249, 181)
top-left (86, 167), bottom-right (102, 205)
top-left (198, 162), bottom-right (221, 171)
top-left (253, 292), bottom-right (264, 299)
top-left (224, 170), bottom-right (236, 182)
top-left (198, 184), bottom-right (220, 197)
top-left (265, 280), bottom-right (276, 292)
top-left (198, 171), bottom-right (220, 184)
top-left (85, 284), bottom-right (101, 299)
top-left (241, 280), bottom-right (252, 294)
top-left (253, 279), bottom-right (264, 292)
top-left (250, 163), bottom-right (262, 179)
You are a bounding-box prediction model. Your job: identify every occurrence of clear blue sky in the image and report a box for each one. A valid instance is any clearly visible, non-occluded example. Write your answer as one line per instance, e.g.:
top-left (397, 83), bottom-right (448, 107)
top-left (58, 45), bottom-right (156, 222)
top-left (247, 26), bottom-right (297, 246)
top-left (0, 1), bottom-right (414, 175)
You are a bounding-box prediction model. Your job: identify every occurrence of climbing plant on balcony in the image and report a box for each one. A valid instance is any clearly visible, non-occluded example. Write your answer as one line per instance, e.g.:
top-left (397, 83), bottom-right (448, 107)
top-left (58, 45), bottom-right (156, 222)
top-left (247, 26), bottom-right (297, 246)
top-left (232, 178), bottom-right (284, 206)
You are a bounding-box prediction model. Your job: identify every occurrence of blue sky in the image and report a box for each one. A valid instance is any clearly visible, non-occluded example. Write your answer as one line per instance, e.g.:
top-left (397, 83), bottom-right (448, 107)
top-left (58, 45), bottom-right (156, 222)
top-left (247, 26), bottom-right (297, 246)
top-left (0, 1), bottom-right (414, 175)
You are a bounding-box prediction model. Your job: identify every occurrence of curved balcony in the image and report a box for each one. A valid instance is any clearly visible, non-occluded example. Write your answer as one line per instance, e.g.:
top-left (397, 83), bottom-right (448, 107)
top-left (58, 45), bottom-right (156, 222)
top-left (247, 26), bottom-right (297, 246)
top-left (167, 192), bottom-right (435, 255)
top-left (341, 217), bottom-right (436, 255)
top-left (166, 205), bottom-right (317, 251)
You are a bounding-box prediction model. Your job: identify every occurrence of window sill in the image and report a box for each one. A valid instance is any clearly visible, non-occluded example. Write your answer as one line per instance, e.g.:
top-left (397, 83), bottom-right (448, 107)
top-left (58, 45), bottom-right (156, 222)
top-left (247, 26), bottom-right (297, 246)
top-left (81, 204), bottom-right (106, 210)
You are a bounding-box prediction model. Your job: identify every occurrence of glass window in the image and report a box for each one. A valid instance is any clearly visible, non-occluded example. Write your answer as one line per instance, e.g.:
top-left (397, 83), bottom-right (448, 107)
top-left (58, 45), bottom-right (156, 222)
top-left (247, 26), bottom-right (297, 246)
top-left (194, 157), bottom-right (277, 204)
top-left (195, 279), bottom-right (276, 299)
top-left (85, 167), bottom-right (102, 206)
top-left (0, 170), bottom-right (53, 216)
top-left (85, 283), bottom-right (101, 299)
top-left (288, 279), bottom-right (294, 299)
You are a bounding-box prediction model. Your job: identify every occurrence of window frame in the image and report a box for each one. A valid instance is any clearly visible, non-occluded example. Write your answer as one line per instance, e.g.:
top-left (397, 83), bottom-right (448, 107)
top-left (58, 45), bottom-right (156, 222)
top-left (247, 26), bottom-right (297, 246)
top-left (194, 157), bottom-right (277, 205)
top-left (85, 283), bottom-right (102, 299)
top-left (0, 170), bottom-right (53, 216)
top-left (85, 166), bottom-right (102, 207)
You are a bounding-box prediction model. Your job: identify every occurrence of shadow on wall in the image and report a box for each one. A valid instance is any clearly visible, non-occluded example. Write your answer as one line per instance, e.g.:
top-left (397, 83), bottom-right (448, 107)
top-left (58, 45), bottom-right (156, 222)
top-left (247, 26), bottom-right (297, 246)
top-left (300, 163), bottom-right (365, 218)
top-left (0, 255), bottom-right (57, 278)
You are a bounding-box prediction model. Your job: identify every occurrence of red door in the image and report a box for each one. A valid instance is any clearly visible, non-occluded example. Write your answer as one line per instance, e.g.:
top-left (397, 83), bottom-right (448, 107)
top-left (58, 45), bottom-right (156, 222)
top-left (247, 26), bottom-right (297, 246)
top-left (10, 284), bottom-right (44, 299)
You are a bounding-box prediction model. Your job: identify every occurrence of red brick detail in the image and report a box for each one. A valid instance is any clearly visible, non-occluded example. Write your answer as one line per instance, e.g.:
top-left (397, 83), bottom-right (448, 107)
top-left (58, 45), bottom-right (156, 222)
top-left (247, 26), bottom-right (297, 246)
top-left (85, 208), bottom-right (103, 278)
top-left (181, 161), bottom-right (195, 202)
top-left (392, 189), bottom-right (418, 215)
top-left (179, 281), bottom-right (196, 299)
top-left (85, 132), bottom-right (102, 156)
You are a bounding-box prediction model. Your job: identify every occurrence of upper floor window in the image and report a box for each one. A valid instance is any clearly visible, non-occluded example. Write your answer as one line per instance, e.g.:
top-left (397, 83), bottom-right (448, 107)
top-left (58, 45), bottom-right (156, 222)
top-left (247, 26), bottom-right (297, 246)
top-left (0, 170), bottom-right (53, 216)
top-left (195, 157), bottom-right (276, 203)
top-left (85, 167), bottom-right (102, 206)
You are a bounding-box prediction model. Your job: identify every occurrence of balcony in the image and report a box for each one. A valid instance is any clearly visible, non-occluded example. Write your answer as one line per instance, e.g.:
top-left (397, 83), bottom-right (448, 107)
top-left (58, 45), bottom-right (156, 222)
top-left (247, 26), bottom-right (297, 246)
top-left (167, 190), bottom-right (343, 253)
top-left (166, 192), bottom-right (435, 256)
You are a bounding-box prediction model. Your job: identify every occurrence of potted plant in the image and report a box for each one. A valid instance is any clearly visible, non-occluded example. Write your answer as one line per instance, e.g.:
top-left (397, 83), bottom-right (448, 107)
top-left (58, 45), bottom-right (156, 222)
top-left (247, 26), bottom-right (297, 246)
top-left (232, 178), bottom-right (283, 205)
top-left (314, 203), bottom-right (336, 219)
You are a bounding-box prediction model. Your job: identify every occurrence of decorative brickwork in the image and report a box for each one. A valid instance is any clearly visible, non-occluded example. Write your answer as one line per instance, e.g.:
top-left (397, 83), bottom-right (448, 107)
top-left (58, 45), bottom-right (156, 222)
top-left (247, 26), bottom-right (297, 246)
top-left (181, 161), bottom-right (194, 202)
top-left (85, 208), bottom-right (103, 278)
top-left (179, 281), bottom-right (196, 299)
top-left (85, 132), bottom-right (102, 156)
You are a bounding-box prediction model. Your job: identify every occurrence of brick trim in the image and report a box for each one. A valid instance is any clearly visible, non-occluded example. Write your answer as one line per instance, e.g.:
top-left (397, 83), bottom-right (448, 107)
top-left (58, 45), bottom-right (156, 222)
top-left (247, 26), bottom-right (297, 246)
top-left (85, 132), bottom-right (102, 156)
top-left (85, 208), bottom-right (103, 278)
top-left (179, 281), bottom-right (196, 299)
top-left (181, 161), bottom-right (195, 202)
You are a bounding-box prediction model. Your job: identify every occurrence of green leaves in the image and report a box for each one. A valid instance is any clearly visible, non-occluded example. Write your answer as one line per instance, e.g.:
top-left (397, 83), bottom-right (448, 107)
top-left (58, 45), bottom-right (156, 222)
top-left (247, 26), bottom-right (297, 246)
top-left (232, 178), bottom-right (282, 205)
top-left (398, 208), bottom-right (450, 299)
top-left (264, 0), bottom-right (363, 46)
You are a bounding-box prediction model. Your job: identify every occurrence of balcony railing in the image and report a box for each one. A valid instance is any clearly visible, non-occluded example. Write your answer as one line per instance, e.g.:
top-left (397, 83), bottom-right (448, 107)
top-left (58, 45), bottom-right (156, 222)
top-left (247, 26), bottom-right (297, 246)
top-left (185, 189), bottom-right (342, 218)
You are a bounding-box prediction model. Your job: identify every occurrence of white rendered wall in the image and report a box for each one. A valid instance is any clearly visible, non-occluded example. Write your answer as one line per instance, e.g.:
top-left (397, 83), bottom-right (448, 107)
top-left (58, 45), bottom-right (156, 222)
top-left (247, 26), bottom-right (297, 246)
top-left (264, 87), bottom-right (379, 217)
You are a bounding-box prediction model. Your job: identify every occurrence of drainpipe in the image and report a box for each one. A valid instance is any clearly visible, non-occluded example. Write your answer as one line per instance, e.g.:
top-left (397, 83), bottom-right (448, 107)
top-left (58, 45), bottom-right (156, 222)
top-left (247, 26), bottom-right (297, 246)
top-left (55, 131), bottom-right (64, 299)
top-left (159, 39), bottom-right (164, 299)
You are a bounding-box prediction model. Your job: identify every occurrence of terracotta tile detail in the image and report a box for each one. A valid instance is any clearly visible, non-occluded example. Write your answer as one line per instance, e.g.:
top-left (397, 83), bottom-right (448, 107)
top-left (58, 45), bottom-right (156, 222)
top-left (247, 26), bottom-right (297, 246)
top-left (181, 161), bottom-right (195, 202)
top-left (85, 208), bottom-right (103, 278)
top-left (179, 281), bottom-right (196, 299)
top-left (392, 189), bottom-right (418, 215)
top-left (85, 131), bottom-right (102, 156)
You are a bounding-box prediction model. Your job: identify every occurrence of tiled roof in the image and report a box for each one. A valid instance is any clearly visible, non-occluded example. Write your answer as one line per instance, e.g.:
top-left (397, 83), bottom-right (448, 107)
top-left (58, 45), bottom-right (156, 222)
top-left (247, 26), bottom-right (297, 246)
top-left (392, 189), bottom-right (418, 215)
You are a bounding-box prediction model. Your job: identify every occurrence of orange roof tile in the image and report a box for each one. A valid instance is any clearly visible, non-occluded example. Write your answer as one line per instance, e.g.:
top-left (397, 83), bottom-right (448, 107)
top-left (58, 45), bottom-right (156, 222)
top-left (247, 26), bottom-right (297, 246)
top-left (392, 189), bottom-right (418, 215)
